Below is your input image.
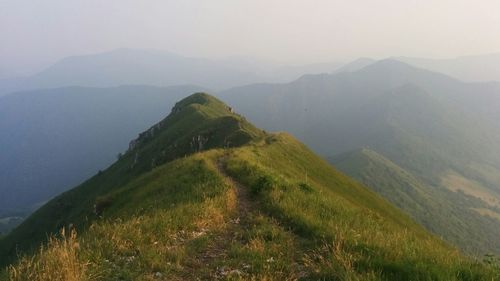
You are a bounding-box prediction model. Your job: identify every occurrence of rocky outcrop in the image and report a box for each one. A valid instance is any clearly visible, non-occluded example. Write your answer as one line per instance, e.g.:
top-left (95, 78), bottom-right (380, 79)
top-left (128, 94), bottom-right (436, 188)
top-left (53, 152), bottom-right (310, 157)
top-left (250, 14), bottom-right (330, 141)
top-left (191, 135), bottom-right (209, 152)
top-left (128, 121), bottom-right (164, 151)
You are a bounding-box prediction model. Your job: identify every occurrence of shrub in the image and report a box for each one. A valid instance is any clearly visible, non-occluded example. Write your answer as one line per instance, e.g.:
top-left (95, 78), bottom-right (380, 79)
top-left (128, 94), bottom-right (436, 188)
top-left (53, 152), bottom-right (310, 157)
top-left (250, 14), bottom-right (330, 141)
top-left (298, 182), bottom-right (313, 192)
top-left (94, 196), bottom-right (113, 216)
top-left (251, 175), bottom-right (276, 195)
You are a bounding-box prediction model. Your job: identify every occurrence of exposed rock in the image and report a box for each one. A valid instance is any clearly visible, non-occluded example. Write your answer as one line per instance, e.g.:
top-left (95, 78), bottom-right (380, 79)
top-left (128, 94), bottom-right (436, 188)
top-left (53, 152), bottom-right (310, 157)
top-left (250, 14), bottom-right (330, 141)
top-left (171, 105), bottom-right (182, 114)
top-left (131, 152), bottom-right (139, 168)
top-left (191, 134), bottom-right (209, 152)
top-left (128, 121), bottom-right (163, 152)
top-left (128, 139), bottom-right (139, 151)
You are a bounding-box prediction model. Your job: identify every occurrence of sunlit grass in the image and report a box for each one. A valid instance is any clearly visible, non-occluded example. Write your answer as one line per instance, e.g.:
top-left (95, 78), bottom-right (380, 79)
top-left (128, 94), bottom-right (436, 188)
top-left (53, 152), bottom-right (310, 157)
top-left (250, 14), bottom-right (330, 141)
top-left (3, 95), bottom-right (500, 280)
top-left (8, 229), bottom-right (97, 281)
top-left (224, 133), bottom-right (500, 280)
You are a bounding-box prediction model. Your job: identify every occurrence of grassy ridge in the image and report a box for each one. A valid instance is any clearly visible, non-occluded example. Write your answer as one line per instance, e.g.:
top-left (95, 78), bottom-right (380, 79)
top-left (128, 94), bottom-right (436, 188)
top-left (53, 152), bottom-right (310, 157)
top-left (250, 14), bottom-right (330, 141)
top-left (0, 93), bottom-right (265, 266)
top-left (2, 93), bottom-right (499, 280)
top-left (225, 134), bottom-right (497, 280)
top-left (4, 136), bottom-right (498, 280)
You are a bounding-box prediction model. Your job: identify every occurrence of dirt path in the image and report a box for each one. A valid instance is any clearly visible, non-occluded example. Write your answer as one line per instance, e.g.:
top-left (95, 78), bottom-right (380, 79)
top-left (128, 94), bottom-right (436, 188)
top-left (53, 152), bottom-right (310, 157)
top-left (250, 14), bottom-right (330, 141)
top-left (180, 155), bottom-right (254, 279)
top-left (216, 155), bottom-right (252, 215)
top-left (179, 154), bottom-right (304, 280)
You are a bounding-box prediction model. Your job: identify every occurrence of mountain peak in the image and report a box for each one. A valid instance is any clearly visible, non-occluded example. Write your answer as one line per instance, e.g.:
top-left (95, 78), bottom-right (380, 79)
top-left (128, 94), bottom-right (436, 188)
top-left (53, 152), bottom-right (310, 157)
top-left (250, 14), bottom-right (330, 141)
top-left (334, 57), bottom-right (376, 73)
top-left (359, 58), bottom-right (459, 82)
top-left (361, 58), bottom-right (417, 72)
top-left (172, 92), bottom-right (221, 110)
top-left (122, 92), bottom-right (265, 175)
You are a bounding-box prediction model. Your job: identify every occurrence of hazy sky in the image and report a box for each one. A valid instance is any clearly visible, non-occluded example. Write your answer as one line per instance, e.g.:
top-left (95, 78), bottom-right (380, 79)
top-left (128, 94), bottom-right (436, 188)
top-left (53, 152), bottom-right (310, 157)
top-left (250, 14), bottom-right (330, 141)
top-left (2, 0), bottom-right (500, 76)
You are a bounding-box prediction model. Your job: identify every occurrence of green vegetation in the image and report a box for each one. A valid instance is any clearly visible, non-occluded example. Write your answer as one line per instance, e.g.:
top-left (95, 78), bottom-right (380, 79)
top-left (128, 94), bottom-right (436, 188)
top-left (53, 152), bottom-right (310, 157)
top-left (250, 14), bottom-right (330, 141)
top-left (330, 148), bottom-right (500, 255)
top-left (1, 93), bottom-right (499, 280)
top-left (0, 92), bottom-right (264, 267)
top-left (220, 62), bottom-right (500, 256)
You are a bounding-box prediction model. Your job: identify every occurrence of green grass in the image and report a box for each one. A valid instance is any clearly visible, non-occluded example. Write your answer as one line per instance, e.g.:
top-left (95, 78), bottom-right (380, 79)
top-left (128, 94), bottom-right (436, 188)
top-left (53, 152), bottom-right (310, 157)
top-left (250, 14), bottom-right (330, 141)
top-left (330, 148), bottom-right (500, 255)
top-left (0, 92), bottom-right (265, 266)
top-left (2, 93), bottom-right (499, 280)
top-left (224, 134), bottom-right (499, 280)
top-left (221, 72), bottom-right (500, 257)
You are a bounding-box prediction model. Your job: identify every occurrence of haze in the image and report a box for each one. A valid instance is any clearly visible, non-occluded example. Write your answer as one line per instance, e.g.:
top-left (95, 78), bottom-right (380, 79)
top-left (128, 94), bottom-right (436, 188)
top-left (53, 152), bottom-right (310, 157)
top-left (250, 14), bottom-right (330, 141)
top-left (2, 0), bottom-right (500, 77)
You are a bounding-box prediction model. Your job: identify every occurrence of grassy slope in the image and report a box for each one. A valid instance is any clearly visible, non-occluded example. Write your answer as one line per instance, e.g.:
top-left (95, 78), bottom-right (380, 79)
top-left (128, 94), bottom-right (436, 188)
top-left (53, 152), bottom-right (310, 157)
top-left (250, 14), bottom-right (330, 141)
top-left (224, 134), bottom-right (499, 280)
top-left (0, 92), bottom-right (265, 266)
top-left (2, 93), bottom-right (498, 280)
top-left (330, 148), bottom-right (500, 255)
top-left (219, 62), bottom-right (500, 256)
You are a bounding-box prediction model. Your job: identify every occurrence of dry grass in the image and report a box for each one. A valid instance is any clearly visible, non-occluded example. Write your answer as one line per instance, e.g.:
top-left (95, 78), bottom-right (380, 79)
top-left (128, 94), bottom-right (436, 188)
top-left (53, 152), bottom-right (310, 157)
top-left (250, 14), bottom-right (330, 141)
top-left (472, 208), bottom-right (500, 221)
top-left (7, 228), bottom-right (97, 281)
top-left (441, 171), bottom-right (500, 207)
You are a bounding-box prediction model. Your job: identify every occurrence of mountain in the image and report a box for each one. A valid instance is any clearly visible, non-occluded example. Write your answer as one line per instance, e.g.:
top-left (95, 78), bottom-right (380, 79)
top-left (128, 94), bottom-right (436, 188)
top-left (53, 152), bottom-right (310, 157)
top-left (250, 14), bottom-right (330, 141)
top-left (1, 93), bottom-right (496, 280)
top-left (0, 85), bottom-right (204, 220)
top-left (397, 53), bottom-right (500, 82)
top-left (0, 54), bottom-right (345, 232)
top-left (0, 49), bottom-right (345, 97)
top-left (330, 148), bottom-right (437, 207)
top-left (330, 148), bottom-right (500, 255)
top-left (0, 49), bottom-right (264, 96)
top-left (219, 59), bottom-right (500, 158)
top-left (333, 57), bottom-right (376, 73)
top-left (272, 61), bottom-right (343, 80)
top-left (218, 59), bottom-right (500, 255)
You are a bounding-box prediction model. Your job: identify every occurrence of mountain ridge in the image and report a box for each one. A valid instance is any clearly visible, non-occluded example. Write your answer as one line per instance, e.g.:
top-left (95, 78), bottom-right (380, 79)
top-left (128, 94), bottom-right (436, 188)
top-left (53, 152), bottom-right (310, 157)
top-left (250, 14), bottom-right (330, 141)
top-left (218, 59), bottom-right (500, 255)
top-left (0, 49), bottom-right (345, 97)
top-left (0, 84), bottom-right (206, 213)
top-left (396, 53), bottom-right (500, 82)
top-left (2, 93), bottom-right (497, 280)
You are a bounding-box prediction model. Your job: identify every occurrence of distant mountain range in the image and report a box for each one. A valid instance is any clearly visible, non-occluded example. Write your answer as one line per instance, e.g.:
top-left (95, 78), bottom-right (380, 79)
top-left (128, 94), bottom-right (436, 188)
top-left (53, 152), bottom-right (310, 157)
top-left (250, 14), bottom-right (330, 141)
top-left (0, 49), bottom-right (260, 96)
top-left (3, 49), bottom-right (500, 99)
top-left (218, 59), bottom-right (500, 255)
top-left (397, 53), bottom-right (500, 82)
top-left (335, 54), bottom-right (500, 82)
top-left (0, 49), bottom-right (342, 97)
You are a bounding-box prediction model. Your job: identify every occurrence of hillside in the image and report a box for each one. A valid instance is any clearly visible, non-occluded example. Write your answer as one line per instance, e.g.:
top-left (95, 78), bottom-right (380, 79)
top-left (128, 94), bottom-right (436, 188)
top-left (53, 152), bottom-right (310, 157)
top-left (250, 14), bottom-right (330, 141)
top-left (1, 93), bottom-right (496, 280)
top-left (0, 85), bottom-right (205, 226)
top-left (330, 148), bottom-right (500, 255)
top-left (218, 60), bottom-right (500, 255)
